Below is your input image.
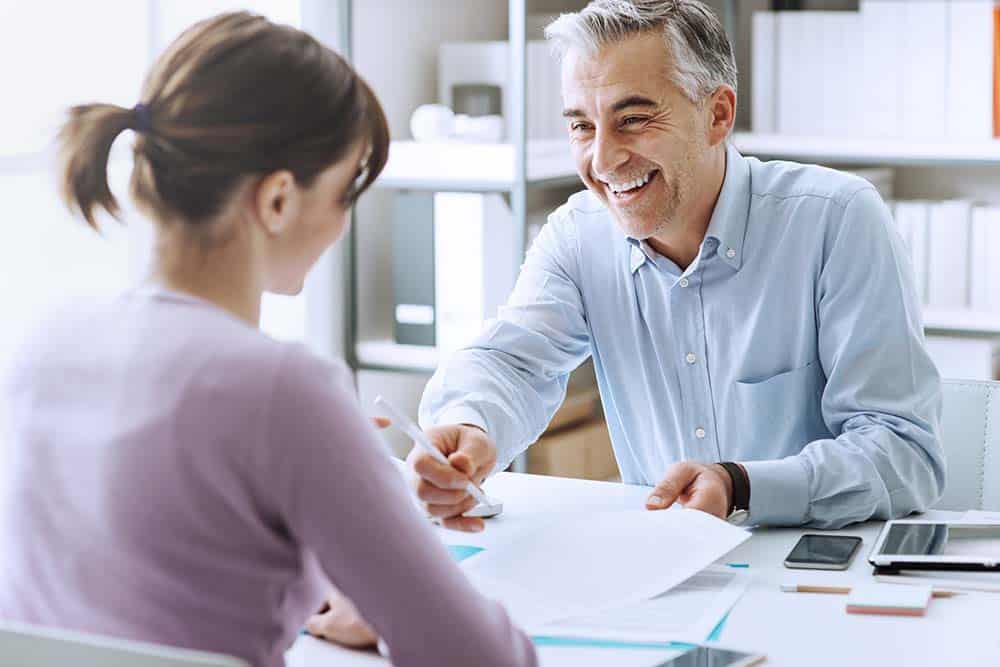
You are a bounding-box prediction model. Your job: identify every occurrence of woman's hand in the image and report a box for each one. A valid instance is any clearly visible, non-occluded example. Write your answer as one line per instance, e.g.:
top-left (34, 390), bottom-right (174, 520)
top-left (305, 592), bottom-right (378, 648)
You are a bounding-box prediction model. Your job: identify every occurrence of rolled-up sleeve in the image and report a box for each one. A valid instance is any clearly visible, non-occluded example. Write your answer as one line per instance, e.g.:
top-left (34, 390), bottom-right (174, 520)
top-left (745, 187), bottom-right (945, 528)
top-left (419, 210), bottom-right (592, 472)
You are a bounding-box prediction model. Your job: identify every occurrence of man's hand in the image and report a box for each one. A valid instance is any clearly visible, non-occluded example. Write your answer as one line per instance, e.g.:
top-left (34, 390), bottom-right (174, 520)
top-left (645, 461), bottom-right (733, 519)
top-left (305, 592), bottom-right (377, 649)
top-left (406, 423), bottom-right (498, 533)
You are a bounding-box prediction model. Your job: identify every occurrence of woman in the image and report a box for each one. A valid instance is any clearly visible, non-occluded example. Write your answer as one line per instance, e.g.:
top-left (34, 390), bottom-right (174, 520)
top-left (0, 12), bottom-right (535, 667)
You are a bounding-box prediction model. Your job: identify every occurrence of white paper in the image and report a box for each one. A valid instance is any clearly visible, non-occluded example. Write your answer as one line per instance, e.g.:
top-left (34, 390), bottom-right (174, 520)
top-left (962, 510), bottom-right (1000, 524)
top-left (536, 645), bottom-right (685, 667)
top-left (540, 565), bottom-right (750, 643)
top-left (460, 508), bottom-right (750, 629)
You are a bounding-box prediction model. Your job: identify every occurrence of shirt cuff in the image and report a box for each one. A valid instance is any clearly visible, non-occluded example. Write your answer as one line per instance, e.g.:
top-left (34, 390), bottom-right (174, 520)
top-left (741, 457), bottom-right (811, 526)
top-left (433, 406), bottom-right (489, 433)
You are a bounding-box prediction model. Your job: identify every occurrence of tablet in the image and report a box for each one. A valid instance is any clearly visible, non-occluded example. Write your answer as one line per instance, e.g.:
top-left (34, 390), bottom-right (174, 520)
top-left (869, 520), bottom-right (1000, 571)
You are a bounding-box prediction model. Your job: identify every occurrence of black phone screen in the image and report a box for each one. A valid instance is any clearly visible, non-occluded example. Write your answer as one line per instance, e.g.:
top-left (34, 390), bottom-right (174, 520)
top-left (786, 534), bottom-right (862, 565)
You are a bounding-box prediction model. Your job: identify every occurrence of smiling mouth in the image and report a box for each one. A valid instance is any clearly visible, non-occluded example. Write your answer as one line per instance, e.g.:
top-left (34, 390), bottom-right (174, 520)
top-left (602, 170), bottom-right (659, 199)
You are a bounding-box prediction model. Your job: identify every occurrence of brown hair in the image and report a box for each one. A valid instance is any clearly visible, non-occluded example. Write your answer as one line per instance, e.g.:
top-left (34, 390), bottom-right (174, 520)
top-left (58, 11), bottom-right (389, 230)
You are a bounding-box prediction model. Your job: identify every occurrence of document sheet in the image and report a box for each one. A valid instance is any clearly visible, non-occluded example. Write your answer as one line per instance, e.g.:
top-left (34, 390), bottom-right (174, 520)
top-left (459, 508), bottom-right (750, 628)
top-left (540, 565), bottom-right (751, 642)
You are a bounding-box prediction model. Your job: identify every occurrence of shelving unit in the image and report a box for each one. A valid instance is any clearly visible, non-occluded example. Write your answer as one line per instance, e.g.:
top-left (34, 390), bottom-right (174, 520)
top-left (732, 132), bottom-right (1000, 168)
top-left (343, 0), bottom-right (596, 393)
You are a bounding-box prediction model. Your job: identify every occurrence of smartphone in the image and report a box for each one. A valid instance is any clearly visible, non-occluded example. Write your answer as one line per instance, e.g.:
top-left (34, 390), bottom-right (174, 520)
top-left (653, 646), bottom-right (766, 666)
top-left (784, 534), bottom-right (863, 570)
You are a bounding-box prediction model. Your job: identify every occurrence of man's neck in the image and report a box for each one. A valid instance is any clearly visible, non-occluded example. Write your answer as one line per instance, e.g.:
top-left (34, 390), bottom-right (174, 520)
top-left (646, 145), bottom-right (727, 271)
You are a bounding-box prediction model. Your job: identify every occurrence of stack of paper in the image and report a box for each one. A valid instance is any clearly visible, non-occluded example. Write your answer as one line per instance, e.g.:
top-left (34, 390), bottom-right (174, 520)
top-left (458, 507), bottom-right (750, 629)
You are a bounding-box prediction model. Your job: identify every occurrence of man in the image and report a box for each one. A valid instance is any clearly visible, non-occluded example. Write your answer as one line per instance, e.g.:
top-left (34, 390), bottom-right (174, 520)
top-left (409, 0), bottom-right (944, 532)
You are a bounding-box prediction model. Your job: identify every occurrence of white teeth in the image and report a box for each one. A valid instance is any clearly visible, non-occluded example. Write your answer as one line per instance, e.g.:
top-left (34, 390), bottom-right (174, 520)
top-left (607, 171), bottom-right (654, 194)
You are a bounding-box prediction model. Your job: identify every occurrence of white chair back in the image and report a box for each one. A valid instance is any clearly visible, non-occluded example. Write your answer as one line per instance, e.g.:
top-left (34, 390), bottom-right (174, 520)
top-left (935, 379), bottom-right (1000, 511)
top-left (0, 622), bottom-right (248, 667)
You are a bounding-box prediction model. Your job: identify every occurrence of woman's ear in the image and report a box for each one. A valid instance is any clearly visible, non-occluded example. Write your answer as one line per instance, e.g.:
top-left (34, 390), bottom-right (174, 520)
top-left (254, 170), bottom-right (301, 236)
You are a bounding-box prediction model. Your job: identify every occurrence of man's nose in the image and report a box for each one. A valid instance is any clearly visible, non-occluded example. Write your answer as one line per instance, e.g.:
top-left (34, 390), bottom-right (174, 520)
top-left (591, 129), bottom-right (629, 181)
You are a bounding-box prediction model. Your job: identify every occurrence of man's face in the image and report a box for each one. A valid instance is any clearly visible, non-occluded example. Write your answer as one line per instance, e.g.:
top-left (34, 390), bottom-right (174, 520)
top-left (561, 32), bottom-right (711, 241)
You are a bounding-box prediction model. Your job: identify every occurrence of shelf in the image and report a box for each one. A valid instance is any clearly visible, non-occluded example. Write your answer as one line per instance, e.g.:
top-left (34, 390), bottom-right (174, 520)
top-left (923, 309), bottom-right (1000, 337)
top-left (357, 310), bottom-right (1000, 374)
top-left (355, 339), bottom-right (441, 373)
top-left (374, 139), bottom-right (579, 191)
top-left (732, 132), bottom-right (1000, 167)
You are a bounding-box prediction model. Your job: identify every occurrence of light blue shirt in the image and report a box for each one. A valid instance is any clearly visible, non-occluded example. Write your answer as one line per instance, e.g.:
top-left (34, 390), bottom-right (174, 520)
top-left (420, 143), bottom-right (945, 528)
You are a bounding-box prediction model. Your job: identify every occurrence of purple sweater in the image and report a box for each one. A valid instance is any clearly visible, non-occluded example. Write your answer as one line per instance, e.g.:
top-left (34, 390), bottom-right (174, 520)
top-left (0, 287), bottom-right (535, 667)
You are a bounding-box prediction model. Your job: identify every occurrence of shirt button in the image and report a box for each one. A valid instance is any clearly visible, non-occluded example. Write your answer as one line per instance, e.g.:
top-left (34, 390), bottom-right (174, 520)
top-left (726, 248), bottom-right (736, 259)
top-left (679, 277), bottom-right (690, 288)
top-left (695, 427), bottom-right (706, 439)
top-left (685, 352), bottom-right (697, 364)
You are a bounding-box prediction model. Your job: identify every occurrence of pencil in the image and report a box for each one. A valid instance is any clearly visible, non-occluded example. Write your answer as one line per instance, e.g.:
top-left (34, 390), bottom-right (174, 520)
top-left (780, 584), bottom-right (959, 598)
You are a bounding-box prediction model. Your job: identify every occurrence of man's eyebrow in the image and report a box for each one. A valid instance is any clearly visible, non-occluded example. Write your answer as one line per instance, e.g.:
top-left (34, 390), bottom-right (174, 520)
top-left (562, 95), bottom-right (660, 118)
top-left (610, 95), bottom-right (659, 112)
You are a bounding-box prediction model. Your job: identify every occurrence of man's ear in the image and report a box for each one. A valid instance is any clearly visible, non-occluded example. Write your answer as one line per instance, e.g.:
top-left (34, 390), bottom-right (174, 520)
top-left (705, 85), bottom-right (736, 147)
top-left (255, 170), bottom-right (300, 236)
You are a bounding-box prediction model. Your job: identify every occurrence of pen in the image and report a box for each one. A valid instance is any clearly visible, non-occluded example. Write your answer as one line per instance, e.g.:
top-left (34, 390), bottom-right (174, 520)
top-left (780, 584), bottom-right (959, 598)
top-left (373, 396), bottom-right (490, 506)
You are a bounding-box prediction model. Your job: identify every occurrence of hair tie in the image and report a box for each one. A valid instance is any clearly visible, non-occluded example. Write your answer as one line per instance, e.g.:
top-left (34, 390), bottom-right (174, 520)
top-left (130, 103), bottom-right (152, 134)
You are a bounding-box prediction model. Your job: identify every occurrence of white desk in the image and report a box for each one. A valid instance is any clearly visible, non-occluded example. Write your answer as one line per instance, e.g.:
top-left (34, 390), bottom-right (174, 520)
top-left (287, 472), bottom-right (1000, 666)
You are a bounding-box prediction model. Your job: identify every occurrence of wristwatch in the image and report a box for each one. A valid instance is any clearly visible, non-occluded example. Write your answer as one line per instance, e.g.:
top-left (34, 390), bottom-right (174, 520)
top-left (717, 461), bottom-right (750, 525)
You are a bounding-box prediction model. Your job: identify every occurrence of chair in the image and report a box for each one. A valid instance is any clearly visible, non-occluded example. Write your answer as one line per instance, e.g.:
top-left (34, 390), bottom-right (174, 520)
top-left (934, 379), bottom-right (1000, 511)
top-left (0, 622), bottom-right (248, 667)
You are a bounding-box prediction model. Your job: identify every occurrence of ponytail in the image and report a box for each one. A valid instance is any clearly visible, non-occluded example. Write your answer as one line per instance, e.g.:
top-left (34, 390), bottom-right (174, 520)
top-left (58, 104), bottom-right (134, 229)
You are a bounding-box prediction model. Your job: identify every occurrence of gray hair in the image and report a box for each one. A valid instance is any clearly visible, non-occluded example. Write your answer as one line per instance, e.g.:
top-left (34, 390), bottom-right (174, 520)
top-left (545, 0), bottom-right (737, 103)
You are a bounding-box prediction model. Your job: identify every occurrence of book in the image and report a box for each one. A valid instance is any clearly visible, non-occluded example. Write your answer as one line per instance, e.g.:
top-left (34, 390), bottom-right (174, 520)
top-left (994, 5), bottom-right (1000, 138)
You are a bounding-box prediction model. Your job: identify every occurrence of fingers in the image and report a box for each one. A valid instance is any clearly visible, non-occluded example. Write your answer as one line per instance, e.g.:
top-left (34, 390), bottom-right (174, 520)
top-left (426, 494), bottom-right (478, 519)
top-left (411, 451), bottom-right (473, 491)
top-left (646, 461), bottom-right (701, 510)
top-left (305, 596), bottom-right (378, 648)
top-left (441, 515), bottom-right (486, 533)
top-left (415, 478), bottom-right (470, 505)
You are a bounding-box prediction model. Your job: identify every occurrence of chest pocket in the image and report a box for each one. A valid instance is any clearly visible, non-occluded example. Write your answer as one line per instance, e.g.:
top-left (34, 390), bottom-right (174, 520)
top-left (733, 360), bottom-right (831, 457)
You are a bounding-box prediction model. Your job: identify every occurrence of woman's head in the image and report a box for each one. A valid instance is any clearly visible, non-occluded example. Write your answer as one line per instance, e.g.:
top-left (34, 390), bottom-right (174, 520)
top-left (58, 11), bottom-right (388, 295)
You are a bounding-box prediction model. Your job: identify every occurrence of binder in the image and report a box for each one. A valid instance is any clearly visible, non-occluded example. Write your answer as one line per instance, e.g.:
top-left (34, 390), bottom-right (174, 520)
top-left (901, 1), bottom-right (949, 140)
top-left (752, 11), bottom-right (777, 134)
top-left (946, 0), bottom-right (994, 141)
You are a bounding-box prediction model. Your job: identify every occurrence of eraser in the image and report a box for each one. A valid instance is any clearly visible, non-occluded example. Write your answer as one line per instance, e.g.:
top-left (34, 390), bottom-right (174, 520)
top-left (846, 584), bottom-right (932, 617)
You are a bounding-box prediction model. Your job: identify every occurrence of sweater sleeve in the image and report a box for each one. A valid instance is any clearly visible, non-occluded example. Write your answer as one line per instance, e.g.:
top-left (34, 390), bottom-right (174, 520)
top-left (260, 345), bottom-right (536, 667)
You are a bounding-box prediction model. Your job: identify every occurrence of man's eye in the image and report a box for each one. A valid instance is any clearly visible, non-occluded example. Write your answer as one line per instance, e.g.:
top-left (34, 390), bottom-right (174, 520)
top-left (622, 116), bottom-right (646, 126)
top-left (570, 122), bottom-right (591, 132)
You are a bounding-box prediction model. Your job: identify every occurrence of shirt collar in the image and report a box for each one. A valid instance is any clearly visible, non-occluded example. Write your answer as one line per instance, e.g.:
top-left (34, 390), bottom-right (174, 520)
top-left (626, 141), bottom-right (751, 274)
top-left (704, 141), bottom-right (751, 271)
